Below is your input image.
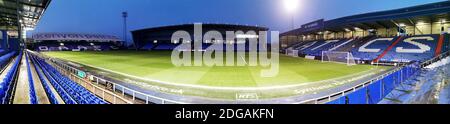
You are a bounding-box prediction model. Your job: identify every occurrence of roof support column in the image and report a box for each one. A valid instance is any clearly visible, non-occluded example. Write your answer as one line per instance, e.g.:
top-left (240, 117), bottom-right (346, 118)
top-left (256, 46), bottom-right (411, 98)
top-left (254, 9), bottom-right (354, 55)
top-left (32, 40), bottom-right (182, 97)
top-left (352, 31), bottom-right (354, 38)
top-left (386, 28), bottom-right (389, 37)
top-left (15, 0), bottom-right (22, 50)
top-left (363, 30), bottom-right (365, 37)
top-left (431, 21), bottom-right (433, 34)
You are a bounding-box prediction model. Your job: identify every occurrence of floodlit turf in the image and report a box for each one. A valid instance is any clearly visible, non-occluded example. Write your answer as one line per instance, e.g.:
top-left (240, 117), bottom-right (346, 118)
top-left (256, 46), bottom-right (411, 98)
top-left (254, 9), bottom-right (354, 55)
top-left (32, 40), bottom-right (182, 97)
top-left (42, 51), bottom-right (385, 88)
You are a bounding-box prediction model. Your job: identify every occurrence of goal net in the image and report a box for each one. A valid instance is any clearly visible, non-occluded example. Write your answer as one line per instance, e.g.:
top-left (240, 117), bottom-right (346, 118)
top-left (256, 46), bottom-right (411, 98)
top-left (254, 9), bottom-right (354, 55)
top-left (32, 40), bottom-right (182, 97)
top-left (322, 51), bottom-right (356, 66)
top-left (286, 49), bottom-right (299, 57)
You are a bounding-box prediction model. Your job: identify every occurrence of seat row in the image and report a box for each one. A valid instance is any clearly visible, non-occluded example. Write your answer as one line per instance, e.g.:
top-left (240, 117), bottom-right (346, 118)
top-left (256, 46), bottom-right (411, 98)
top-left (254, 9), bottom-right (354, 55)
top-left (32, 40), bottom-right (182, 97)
top-left (0, 52), bottom-right (20, 104)
top-left (31, 54), bottom-right (107, 104)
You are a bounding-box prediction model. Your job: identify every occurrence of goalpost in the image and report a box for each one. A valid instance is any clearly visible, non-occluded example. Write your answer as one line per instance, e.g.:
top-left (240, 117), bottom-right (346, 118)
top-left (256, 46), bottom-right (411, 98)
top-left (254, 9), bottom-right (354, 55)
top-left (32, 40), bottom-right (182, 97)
top-left (322, 51), bottom-right (356, 66)
top-left (286, 49), bottom-right (299, 57)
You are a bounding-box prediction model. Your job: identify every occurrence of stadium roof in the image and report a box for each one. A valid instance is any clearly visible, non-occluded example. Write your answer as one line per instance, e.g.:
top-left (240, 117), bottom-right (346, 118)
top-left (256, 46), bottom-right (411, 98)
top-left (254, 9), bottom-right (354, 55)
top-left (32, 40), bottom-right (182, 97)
top-left (132, 23), bottom-right (268, 33)
top-left (0, 0), bottom-right (52, 31)
top-left (131, 23), bottom-right (269, 49)
top-left (282, 1), bottom-right (450, 36)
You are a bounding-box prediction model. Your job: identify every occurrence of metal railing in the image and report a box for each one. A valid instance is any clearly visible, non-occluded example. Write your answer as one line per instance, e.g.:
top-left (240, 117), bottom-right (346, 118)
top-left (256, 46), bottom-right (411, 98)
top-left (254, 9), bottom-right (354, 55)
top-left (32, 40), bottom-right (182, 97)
top-left (298, 61), bottom-right (419, 104)
top-left (421, 51), bottom-right (450, 68)
top-left (27, 50), bottom-right (186, 104)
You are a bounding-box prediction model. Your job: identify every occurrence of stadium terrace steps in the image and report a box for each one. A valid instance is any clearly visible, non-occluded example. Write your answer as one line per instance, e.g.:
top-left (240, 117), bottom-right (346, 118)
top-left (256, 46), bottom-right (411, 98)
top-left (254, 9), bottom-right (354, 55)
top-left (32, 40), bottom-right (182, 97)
top-left (12, 53), bottom-right (34, 104)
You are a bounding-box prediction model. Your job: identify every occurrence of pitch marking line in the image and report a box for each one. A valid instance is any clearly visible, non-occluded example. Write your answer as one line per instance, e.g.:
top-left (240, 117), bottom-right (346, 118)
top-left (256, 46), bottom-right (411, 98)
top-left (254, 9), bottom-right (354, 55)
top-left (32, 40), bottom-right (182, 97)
top-left (51, 57), bottom-right (379, 91)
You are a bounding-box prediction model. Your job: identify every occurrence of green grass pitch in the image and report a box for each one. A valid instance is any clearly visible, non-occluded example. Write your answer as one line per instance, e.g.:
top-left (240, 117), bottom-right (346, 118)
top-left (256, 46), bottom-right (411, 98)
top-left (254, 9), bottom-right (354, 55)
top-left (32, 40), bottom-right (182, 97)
top-left (42, 51), bottom-right (386, 88)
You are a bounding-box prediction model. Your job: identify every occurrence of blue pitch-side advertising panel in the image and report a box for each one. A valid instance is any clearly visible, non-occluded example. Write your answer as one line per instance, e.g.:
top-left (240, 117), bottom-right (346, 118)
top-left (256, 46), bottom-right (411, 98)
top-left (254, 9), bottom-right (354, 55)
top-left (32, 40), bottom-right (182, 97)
top-left (383, 75), bottom-right (394, 97)
top-left (393, 71), bottom-right (401, 86)
top-left (327, 97), bottom-right (346, 104)
top-left (347, 87), bottom-right (367, 104)
top-left (368, 81), bottom-right (382, 104)
top-left (326, 64), bottom-right (419, 104)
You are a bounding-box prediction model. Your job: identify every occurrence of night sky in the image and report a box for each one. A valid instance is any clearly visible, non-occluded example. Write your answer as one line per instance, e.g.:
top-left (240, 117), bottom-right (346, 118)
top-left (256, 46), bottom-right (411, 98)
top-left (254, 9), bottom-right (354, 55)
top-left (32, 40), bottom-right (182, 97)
top-left (30, 0), bottom-right (445, 44)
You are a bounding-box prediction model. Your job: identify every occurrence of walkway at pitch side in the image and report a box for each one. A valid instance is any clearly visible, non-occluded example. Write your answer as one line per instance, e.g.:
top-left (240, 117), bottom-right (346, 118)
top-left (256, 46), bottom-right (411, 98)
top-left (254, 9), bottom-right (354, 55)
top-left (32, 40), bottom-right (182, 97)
top-left (13, 54), bottom-right (31, 104)
top-left (94, 65), bottom-right (395, 104)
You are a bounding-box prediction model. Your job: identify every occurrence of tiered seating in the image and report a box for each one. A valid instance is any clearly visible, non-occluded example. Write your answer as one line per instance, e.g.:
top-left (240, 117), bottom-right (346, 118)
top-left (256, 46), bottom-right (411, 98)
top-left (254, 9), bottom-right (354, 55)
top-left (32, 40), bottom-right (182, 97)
top-left (285, 35), bottom-right (446, 63)
top-left (0, 49), bottom-right (5, 55)
top-left (301, 39), bottom-right (348, 56)
top-left (154, 44), bottom-right (179, 50)
top-left (0, 52), bottom-right (16, 66)
top-left (333, 36), bottom-right (377, 52)
top-left (351, 37), bottom-right (397, 61)
top-left (293, 40), bottom-right (321, 51)
top-left (0, 52), bottom-right (20, 104)
top-left (30, 54), bottom-right (60, 104)
top-left (379, 35), bottom-right (439, 62)
top-left (25, 53), bottom-right (38, 104)
top-left (442, 34), bottom-right (449, 53)
top-left (141, 43), bottom-right (155, 50)
top-left (31, 55), bottom-right (77, 104)
top-left (36, 41), bottom-right (118, 51)
top-left (31, 55), bottom-right (107, 104)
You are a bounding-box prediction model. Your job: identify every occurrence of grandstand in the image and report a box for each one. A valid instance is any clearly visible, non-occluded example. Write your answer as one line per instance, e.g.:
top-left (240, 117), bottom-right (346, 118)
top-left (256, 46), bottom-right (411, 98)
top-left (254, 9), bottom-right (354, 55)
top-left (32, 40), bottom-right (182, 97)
top-left (30, 33), bottom-right (124, 51)
top-left (131, 23), bottom-right (269, 51)
top-left (282, 2), bottom-right (450, 64)
top-left (1, 0), bottom-right (450, 104)
top-left (282, 1), bottom-right (450, 104)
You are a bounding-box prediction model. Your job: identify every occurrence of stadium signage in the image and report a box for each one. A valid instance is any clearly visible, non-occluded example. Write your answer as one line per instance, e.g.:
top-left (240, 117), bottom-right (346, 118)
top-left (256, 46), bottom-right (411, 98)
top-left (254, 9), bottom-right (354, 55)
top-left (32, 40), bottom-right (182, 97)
top-left (301, 19), bottom-right (324, 31)
top-left (170, 23), bottom-right (280, 77)
top-left (32, 33), bottom-right (121, 41)
top-left (175, 108), bottom-right (274, 121)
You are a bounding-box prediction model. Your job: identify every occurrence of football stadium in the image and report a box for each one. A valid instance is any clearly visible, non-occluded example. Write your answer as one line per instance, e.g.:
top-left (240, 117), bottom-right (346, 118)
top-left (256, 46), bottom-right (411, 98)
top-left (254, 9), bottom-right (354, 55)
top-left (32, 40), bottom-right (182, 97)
top-left (1, 0), bottom-right (450, 105)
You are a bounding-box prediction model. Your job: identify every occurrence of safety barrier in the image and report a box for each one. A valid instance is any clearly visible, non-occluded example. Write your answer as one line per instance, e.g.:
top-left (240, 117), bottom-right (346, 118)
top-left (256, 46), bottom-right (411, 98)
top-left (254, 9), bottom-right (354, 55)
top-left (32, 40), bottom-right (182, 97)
top-left (422, 51), bottom-right (450, 68)
top-left (325, 62), bottom-right (421, 104)
top-left (27, 50), bottom-right (155, 104)
top-left (52, 61), bottom-right (185, 104)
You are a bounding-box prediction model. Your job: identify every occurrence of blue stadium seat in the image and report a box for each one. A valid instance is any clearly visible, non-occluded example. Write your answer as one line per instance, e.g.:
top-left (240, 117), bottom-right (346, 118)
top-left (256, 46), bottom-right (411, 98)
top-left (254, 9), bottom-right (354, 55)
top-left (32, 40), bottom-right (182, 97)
top-left (0, 51), bottom-right (20, 104)
top-left (351, 37), bottom-right (397, 61)
top-left (29, 54), bottom-right (108, 104)
top-left (380, 35), bottom-right (439, 62)
top-left (154, 44), bottom-right (179, 50)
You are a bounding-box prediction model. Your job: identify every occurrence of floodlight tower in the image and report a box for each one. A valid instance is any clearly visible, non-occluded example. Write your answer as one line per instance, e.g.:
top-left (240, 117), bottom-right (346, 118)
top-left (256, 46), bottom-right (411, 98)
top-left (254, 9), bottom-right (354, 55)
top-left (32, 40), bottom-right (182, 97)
top-left (284, 0), bottom-right (300, 30)
top-left (122, 12), bottom-right (128, 43)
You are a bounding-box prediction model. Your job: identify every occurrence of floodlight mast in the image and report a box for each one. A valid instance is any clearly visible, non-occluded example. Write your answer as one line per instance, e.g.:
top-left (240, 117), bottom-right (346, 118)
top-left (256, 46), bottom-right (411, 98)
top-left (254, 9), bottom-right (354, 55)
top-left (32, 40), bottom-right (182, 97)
top-left (122, 12), bottom-right (130, 49)
top-left (284, 0), bottom-right (299, 30)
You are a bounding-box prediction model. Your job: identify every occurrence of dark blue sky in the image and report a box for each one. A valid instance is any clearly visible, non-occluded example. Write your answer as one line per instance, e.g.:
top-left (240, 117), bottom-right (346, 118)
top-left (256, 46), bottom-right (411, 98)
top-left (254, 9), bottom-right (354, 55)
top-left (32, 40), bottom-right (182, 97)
top-left (31, 0), bottom-right (444, 44)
